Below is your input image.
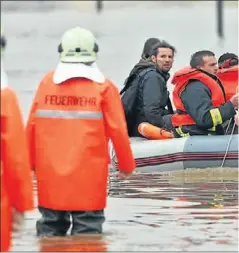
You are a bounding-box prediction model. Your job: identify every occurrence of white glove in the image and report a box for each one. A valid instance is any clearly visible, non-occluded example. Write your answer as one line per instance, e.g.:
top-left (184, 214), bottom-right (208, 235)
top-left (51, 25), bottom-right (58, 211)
top-left (234, 114), bottom-right (239, 126)
top-left (230, 93), bottom-right (239, 109)
top-left (117, 171), bottom-right (133, 179)
top-left (12, 208), bottom-right (24, 232)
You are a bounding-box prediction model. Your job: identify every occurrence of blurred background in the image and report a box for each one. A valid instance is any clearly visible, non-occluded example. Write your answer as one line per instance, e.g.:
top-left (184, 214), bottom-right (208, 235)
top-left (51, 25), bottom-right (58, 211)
top-left (1, 1), bottom-right (238, 251)
top-left (1, 0), bottom-right (238, 122)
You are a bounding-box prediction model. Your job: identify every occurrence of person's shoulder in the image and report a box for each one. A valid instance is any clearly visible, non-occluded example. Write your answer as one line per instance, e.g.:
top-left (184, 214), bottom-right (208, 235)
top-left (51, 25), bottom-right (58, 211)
top-left (187, 79), bottom-right (208, 89)
top-left (140, 67), bottom-right (158, 81)
top-left (182, 79), bottom-right (210, 96)
top-left (143, 66), bottom-right (157, 76)
top-left (1, 86), bottom-right (20, 115)
top-left (143, 68), bottom-right (167, 85)
top-left (44, 70), bottom-right (55, 81)
top-left (103, 78), bottom-right (120, 92)
top-left (1, 86), bottom-right (17, 100)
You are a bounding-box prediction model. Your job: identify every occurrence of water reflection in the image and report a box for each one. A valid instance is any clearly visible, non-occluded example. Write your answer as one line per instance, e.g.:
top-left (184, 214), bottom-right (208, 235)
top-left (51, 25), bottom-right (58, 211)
top-left (3, 0), bottom-right (238, 250)
top-left (13, 168), bottom-right (238, 251)
top-left (108, 168), bottom-right (238, 238)
top-left (39, 235), bottom-right (108, 252)
top-left (108, 168), bottom-right (238, 209)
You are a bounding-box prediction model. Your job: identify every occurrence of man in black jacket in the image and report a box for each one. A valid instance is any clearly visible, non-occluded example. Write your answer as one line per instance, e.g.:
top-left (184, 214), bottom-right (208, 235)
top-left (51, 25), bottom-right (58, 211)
top-left (171, 50), bottom-right (238, 136)
top-left (121, 40), bottom-right (175, 137)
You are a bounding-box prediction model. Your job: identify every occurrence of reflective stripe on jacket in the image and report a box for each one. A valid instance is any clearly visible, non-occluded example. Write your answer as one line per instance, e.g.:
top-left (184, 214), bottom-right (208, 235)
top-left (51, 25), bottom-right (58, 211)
top-left (171, 67), bottom-right (226, 132)
top-left (26, 71), bottom-right (135, 211)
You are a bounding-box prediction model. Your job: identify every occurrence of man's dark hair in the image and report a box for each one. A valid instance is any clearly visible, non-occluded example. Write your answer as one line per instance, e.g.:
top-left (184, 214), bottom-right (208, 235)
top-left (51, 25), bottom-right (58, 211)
top-left (150, 40), bottom-right (176, 57)
top-left (141, 38), bottom-right (160, 59)
top-left (218, 52), bottom-right (238, 64)
top-left (190, 50), bottom-right (215, 68)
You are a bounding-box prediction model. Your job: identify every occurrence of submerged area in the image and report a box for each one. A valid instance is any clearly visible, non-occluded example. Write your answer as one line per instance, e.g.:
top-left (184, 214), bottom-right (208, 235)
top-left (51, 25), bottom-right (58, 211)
top-left (13, 168), bottom-right (238, 251)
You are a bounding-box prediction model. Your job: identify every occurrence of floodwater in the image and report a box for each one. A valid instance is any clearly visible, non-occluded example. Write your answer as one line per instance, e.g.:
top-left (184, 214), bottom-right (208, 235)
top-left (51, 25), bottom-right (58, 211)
top-left (12, 168), bottom-right (238, 251)
top-left (1, 1), bottom-right (238, 251)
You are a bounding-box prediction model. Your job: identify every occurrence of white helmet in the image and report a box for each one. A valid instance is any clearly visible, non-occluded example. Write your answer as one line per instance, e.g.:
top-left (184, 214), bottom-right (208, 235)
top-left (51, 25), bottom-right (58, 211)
top-left (58, 27), bottom-right (99, 63)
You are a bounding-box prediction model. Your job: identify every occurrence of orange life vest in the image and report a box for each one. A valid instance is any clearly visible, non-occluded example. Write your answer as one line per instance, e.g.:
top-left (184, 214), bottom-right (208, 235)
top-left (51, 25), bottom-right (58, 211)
top-left (26, 71), bottom-right (135, 211)
top-left (171, 67), bottom-right (226, 127)
top-left (217, 65), bottom-right (239, 101)
top-left (1, 86), bottom-right (34, 252)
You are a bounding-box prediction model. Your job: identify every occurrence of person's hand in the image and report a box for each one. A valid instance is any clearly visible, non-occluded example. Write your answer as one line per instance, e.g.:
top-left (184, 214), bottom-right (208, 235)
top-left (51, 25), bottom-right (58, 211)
top-left (12, 208), bottom-right (24, 232)
top-left (230, 93), bottom-right (239, 109)
top-left (117, 171), bottom-right (133, 179)
top-left (234, 114), bottom-right (239, 126)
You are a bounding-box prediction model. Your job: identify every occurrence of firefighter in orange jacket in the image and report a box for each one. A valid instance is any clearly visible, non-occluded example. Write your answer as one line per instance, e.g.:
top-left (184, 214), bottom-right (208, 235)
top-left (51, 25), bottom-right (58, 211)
top-left (217, 53), bottom-right (238, 134)
top-left (217, 53), bottom-right (238, 101)
top-left (1, 30), bottom-right (34, 252)
top-left (26, 27), bottom-right (136, 237)
top-left (170, 50), bottom-right (238, 137)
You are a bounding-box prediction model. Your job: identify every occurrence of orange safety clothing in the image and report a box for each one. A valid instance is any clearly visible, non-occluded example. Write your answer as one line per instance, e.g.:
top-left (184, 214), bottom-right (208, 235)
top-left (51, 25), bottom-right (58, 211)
top-left (1, 86), bottom-right (34, 252)
top-left (171, 67), bottom-right (226, 127)
top-left (26, 71), bottom-right (135, 211)
top-left (217, 65), bottom-right (239, 101)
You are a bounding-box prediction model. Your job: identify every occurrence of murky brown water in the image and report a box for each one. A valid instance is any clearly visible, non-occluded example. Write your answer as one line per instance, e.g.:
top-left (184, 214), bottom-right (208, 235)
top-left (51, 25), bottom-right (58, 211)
top-left (2, 1), bottom-right (238, 251)
top-left (11, 168), bottom-right (238, 251)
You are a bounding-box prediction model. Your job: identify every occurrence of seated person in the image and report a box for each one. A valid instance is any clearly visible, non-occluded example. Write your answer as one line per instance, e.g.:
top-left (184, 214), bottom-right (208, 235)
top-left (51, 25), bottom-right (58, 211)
top-left (121, 40), bottom-right (175, 137)
top-left (170, 50), bottom-right (238, 137)
top-left (217, 52), bottom-right (238, 134)
top-left (217, 52), bottom-right (238, 101)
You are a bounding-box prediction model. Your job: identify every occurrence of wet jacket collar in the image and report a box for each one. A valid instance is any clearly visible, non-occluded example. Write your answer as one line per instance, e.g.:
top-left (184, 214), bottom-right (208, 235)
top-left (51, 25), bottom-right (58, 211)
top-left (53, 61), bottom-right (105, 84)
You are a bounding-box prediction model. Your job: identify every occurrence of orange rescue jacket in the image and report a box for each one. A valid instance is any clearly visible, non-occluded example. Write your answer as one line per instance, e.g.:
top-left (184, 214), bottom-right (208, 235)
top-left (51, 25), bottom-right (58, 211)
top-left (217, 65), bottom-right (239, 101)
top-left (26, 71), bottom-right (135, 211)
top-left (171, 67), bottom-right (226, 127)
top-left (1, 86), bottom-right (34, 252)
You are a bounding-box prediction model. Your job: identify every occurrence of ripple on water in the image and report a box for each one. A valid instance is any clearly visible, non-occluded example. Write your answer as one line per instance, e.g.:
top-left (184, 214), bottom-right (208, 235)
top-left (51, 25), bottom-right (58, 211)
top-left (12, 167), bottom-right (238, 251)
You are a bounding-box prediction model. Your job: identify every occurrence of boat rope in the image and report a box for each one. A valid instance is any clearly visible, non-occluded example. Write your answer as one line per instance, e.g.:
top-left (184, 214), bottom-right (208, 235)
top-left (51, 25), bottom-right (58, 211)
top-left (225, 118), bottom-right (232, 135)
top-left (220, 122), bottom-right (236, 167)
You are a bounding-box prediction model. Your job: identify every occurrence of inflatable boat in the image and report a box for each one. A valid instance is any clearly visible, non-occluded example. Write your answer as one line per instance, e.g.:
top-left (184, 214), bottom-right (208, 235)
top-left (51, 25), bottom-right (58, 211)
top-left (110, 135), bottom-right (239, 173)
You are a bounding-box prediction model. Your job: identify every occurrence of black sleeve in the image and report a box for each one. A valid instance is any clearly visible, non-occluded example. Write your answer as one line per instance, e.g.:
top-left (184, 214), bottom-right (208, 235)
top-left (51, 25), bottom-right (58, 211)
top-left (141, 72), bottom-right (168, 128)
top-left (181, 80), bottom-right (236, 129)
